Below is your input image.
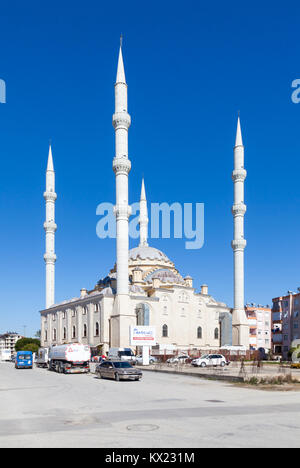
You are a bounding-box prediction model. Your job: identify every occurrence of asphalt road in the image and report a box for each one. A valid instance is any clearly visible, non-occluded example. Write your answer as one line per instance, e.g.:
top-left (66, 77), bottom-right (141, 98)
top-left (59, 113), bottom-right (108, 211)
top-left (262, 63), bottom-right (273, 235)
top-left (1, 361), bottom-right (300, 448)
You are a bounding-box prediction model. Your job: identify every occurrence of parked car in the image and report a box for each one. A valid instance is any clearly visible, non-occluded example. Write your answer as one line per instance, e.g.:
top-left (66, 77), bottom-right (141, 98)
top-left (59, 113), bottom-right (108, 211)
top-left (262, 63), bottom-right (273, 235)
top-left (135, 355), bottom-right (158, 365)
top-left (191, 354), bottom-right (229, 368)
top-left (95, 360), bottom-right (142, 381)
top-left (15, 351), bottom-right (33, 369)
top-left (166, 355), bottom-right (189, 364)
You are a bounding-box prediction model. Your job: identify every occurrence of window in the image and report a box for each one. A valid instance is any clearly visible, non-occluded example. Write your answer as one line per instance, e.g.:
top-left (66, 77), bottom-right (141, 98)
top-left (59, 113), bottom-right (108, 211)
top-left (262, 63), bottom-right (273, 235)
top-left (95, 322), bottom-right (99, 337)
top-left (163, 306), bottom-right (168, 315)
top-left (83, 307), bottom-right (87, 315)
top-left (294, 311), bottom-right (299, 318)
top-left (63, 327), bottom-right (67, 340)
top-left (83, 324), bottom-right (87, 338)
top-left (284, 335), bottom-right (288, 341)
top-left (45, 330), bottom-right (48, 342)
top-left (197, 327), bottom-right (202, 339)
top-left (72, 309), bottom-right (76, 318)
top-left (53, 314), bottom-right (56, 322)
top-left (62, 311), bottom-right (66, 320)
top-left (53, 329), bottom-right (57, 341)
top-left (94, 303), bottom-right (100, 313)
top-left (162, 324), bottom-right (168, 337)
top-left (214, 328), bottom-right (219, 340)
top-left (72, 326), bottom-right (76, 339)
top-left (294, 323), bottom-right (299, 329)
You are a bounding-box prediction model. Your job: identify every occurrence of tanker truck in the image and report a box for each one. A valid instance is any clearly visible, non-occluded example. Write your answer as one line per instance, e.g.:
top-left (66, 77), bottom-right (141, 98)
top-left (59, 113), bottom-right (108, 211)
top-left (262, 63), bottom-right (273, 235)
top-left (49, 343), bottom-right (91, 374)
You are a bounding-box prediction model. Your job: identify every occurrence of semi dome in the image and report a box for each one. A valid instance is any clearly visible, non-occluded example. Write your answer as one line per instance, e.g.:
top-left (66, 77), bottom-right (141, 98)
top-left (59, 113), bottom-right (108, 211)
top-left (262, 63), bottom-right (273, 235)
top-left (144, 268), bottom-right (185, 285)
top-left (129, 246), bottom-right (171, 263)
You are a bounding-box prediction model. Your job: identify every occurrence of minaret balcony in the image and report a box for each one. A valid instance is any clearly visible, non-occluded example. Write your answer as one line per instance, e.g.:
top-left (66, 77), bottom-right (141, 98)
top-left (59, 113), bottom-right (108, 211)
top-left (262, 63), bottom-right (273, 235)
top-left (44, 253), bottom-right (57, 263)
top-left (232, 168), bottom-right (247, 182)
top-left (231, 239), bottom-right (247, 251)
top-left (43, 221), bottom-right (57, 232)
top-left (114, 204), bottom-right (131, 220)
top-left (43, 191), bottom-right (57, 201)
top-left (113, 157), bottom-right (131, 175)
top-left (232, 203), bottom-right (247, 216)
top-left (112, 112), bottom-right (131, 130)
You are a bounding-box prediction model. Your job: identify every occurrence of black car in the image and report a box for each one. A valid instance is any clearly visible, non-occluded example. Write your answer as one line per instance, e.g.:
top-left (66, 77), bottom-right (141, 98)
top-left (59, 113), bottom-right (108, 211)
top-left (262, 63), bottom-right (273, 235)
top-left (95, 360), bottom-right (142, 381)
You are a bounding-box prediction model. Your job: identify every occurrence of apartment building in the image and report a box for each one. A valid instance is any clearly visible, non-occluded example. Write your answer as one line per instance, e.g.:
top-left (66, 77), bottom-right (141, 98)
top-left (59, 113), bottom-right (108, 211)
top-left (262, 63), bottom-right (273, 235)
top-left (0, 332), bottom-right (23, 355)
top-left (245, 305), bottom-right (272, 351)
top-left (272, 290), bottom-right (300, 359)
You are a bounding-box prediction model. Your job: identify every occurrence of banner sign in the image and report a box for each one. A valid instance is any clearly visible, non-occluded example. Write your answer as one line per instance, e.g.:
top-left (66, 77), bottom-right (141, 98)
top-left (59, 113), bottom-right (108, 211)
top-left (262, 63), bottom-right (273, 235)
top-left (130, 326), bottom-right (156, 346)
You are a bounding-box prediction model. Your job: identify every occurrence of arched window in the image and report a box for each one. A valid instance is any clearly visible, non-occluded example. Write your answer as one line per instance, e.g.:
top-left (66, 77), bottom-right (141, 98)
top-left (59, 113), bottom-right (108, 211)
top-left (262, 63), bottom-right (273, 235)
top-left (53, 328), bottom-right (57, 341)
top-left (197, 326), bottom-right (202, 339)
top-left (63, 327), bottom-right (67, 340)
top-left (214, 328), bottom-right (219, 340)
top-left (72, 326), bottom-right (76, 339)
top-left (83, 307), bottom-right (87, 315)
top-left (162, 324), bottom-right (168, 337)
top-left (94, 303), bottom-right (100, 313)
top-left (136, 304), bottom-right (150, 326)
top-left (83, 324), bottom-right (87, 338)
top-left (95, 322), bottom-right (99, 337)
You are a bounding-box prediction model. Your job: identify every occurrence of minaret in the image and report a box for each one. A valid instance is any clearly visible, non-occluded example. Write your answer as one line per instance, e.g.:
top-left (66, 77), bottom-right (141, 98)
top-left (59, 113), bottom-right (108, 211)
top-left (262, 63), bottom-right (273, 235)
top-left (231, 117), bottom-right (249, 347)
top-left (111, 40), bottom-right (134, 347)
top-left (139, 179), bottom-right (149, 247)
top-left (43, 145), bottom-right (57, 309)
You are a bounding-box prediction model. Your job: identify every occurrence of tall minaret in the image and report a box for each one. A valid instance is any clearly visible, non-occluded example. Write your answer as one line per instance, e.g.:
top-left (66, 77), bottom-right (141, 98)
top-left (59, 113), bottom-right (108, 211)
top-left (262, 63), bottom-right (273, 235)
top-left (43, 145), bottom-right (57, 309)
top-left (111, 41), bottom-right (134, 347)
top-left (139, 179), bottom-right (149, 247)
top-left (231, 117), bottom-right (249, 347)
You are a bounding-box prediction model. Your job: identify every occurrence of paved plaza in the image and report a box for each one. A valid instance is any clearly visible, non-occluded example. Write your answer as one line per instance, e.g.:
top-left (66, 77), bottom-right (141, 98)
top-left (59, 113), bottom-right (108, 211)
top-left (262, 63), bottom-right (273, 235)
top-left (1, 362), bottom-right (300, 448)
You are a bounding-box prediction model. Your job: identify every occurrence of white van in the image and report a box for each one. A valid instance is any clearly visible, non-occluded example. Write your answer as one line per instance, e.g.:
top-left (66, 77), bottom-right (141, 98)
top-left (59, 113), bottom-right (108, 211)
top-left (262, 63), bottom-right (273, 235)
top-left (108, 348), bottom-right (136, 365)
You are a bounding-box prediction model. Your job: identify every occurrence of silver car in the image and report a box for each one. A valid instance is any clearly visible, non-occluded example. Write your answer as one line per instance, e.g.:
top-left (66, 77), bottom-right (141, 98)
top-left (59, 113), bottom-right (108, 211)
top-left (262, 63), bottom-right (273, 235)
top-left (95, 360), bottom-right (142, 382)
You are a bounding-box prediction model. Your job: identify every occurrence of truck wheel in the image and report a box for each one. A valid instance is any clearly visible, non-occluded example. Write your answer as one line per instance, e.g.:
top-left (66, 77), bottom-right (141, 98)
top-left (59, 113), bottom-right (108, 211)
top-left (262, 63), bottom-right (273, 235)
top-left (115, 373), bottom-right (120, 382)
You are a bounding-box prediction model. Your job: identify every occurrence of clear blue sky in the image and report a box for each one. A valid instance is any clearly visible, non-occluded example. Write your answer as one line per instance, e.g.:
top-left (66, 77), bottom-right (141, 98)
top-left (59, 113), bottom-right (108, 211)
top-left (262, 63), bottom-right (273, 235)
top-left (0, 0), bottom-right (299, 337)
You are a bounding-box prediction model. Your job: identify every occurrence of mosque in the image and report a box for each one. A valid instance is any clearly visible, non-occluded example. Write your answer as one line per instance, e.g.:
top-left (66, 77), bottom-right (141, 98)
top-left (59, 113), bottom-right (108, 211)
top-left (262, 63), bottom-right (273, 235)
top-left (40, 44), bottom-right (249, 354)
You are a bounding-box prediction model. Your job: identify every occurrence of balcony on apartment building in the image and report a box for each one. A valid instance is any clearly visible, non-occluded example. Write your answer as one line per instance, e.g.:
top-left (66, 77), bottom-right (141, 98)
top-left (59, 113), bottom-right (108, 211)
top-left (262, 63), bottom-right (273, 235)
top-left (272, 312), bottom-right (282, 323)
top-left (272, 332), bottom-right (283, 343)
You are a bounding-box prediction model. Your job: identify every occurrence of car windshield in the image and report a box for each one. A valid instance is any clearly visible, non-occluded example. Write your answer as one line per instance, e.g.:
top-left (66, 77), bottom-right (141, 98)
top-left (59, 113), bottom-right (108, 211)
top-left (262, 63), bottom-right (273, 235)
top-left (113, 362), bottom-right (132, 368)
top-left (201, 355), bottom-right (209, 359)
top-left (118, 351), bottom-right (133, 357)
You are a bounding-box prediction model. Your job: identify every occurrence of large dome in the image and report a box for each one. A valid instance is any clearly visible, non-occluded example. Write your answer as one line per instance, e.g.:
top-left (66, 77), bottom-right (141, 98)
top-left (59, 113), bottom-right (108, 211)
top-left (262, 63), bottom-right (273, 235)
top-left (129, 246), bottom-right (170, 263)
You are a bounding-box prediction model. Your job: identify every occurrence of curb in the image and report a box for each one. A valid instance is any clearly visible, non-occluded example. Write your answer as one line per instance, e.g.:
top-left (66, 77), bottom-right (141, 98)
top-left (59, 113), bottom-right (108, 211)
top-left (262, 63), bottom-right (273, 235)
top-left (136, 366), bottom-right (245, 383)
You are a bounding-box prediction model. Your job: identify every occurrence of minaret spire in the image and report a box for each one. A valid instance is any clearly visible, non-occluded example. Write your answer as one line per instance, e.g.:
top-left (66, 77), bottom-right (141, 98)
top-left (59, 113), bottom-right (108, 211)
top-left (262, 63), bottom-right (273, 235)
top-left (139, 178), bottom-right (149, 247)
top-left (43, 144), bottom-right (57, 309)
top-left (116, 43), bottom-right (126, 84)
top-left (231, 116), bottom-right (249, 347)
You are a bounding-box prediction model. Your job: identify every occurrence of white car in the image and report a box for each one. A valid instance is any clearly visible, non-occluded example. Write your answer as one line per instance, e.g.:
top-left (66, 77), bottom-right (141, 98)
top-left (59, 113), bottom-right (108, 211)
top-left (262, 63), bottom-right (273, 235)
top-left (166, 355), bottom-right (189, 364)
top-left (191, 354), bottom-right (228, 368)
top-left (135, 355), bottom-right (157, 365)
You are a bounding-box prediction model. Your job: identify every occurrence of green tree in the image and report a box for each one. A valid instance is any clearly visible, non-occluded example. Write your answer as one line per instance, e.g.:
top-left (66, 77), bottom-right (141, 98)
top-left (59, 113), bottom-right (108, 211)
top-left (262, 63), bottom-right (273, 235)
top-left (15, 338), bottom-right (40, 352)
top-left (22, 343), bottom-right (39, 354)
